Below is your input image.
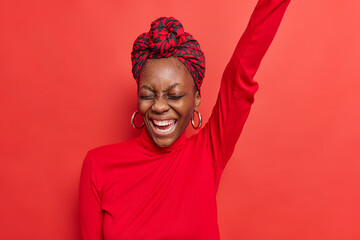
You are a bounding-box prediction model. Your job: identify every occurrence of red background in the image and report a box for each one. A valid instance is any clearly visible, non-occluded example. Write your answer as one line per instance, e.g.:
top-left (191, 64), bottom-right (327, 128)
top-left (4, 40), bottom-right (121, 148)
top-left (1, 0), bottom-right (360, 239)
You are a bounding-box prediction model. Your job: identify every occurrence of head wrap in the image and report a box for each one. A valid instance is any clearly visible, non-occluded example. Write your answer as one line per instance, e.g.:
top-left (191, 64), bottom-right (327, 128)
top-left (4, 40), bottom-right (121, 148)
top-left (131, 17), bottom-right (205, 91)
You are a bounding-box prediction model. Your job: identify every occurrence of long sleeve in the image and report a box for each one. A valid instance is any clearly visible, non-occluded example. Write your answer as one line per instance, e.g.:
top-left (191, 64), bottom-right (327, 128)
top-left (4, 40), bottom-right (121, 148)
top-left (197, 0), bottom-right (291, 187)
top-left (79, 151), bottom-right (104, 240)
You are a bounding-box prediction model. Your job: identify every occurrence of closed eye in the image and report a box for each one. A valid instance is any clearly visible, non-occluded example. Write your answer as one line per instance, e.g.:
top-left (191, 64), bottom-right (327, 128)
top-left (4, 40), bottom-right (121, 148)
top-left (167, 95), bottom-right (184, 100)
top-left (139, 95), bottom-right (155, 100)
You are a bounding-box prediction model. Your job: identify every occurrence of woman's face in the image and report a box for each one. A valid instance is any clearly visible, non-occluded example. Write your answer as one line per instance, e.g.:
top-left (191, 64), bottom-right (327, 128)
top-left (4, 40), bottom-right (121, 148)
top-left (138, 57), bottom-right (201, 148)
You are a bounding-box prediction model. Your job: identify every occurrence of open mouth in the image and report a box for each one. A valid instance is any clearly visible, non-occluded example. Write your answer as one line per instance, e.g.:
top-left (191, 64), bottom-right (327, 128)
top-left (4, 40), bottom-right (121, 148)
top-left (150, 119), bottom-right (177, 136)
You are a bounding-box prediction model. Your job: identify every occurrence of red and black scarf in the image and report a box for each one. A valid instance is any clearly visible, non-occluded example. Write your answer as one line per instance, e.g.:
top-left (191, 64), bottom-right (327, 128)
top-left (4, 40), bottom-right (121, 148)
top-left (131, 17), bottom-right (205, 91)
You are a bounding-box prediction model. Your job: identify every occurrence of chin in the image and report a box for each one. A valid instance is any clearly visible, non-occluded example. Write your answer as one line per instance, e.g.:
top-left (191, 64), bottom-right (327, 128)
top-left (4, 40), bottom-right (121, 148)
top-left (153, 137), bottom-right (175, 148)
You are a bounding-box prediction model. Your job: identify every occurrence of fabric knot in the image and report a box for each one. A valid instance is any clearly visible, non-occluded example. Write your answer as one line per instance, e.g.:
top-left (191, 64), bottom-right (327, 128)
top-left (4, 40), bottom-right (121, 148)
top-left (149, 17), bottom-right (186, 55)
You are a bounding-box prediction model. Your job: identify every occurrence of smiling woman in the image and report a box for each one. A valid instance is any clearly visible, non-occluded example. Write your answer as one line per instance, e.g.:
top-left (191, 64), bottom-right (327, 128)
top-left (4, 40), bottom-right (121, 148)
top-left (138, 57), bottom-right (201, 147)
top-left (79, 1), bottom-right (291, 239)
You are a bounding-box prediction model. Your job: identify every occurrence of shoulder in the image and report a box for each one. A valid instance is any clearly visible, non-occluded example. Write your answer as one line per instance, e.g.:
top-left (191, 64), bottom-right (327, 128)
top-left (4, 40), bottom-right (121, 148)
top-left (85, 137), bottom-right (140, 165)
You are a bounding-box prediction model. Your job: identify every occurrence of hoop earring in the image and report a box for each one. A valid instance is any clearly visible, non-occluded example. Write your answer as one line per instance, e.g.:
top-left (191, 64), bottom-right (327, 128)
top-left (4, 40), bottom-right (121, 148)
top-left (191, 110), bottom-right (202, 129)
top-left (131, 111), bottom-right (144, 129)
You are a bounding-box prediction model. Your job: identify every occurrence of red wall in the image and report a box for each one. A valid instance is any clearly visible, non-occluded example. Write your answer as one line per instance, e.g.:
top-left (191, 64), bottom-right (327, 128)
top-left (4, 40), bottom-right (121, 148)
top-left (1, 0), bottom-right (359, 239)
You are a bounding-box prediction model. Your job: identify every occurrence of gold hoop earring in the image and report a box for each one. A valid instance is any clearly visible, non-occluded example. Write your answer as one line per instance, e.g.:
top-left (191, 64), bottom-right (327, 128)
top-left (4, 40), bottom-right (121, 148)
top-left (131, 111), bottom-right (144, 129)
top-left (191, 110), bottom-right (202, 129)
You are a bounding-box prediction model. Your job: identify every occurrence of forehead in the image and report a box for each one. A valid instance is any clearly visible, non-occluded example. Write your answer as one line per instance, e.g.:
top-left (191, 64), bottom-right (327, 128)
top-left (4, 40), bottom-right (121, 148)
top-left (139, 57), bottom-right (194, 90)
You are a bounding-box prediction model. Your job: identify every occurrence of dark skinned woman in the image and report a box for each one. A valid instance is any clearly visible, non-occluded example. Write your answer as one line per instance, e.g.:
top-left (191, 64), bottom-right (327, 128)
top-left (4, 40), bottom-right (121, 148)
top-left (79, 0), bottom-right (291, 239)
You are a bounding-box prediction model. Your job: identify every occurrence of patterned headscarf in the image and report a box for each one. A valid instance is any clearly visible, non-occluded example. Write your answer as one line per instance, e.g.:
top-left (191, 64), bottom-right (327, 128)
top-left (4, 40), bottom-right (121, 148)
top-left (131, 17), bottom-right (205, 91)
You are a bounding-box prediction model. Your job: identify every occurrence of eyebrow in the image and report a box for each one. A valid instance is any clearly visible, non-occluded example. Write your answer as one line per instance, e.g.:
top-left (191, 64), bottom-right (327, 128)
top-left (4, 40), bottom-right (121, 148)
top-left (139, 85), bottom-right (154, 91)
top-left (166, 83), bottom-right (180, 91)
top-left (139, 83), bottom-right (181, 92)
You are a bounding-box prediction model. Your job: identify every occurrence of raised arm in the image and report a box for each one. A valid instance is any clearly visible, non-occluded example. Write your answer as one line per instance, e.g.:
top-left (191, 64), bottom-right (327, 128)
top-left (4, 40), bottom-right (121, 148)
top-left (79, 152), bottom-right (104, 240)
top-left (196, 0), bottom-right (291, 186)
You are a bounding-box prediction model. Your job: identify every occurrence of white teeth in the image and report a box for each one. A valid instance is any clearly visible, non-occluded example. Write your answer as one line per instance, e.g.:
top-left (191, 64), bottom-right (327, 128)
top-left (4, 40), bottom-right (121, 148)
top-left (151, 119), bottom-right (176, 134)
top-left (152, 119), bottom-right (175, 126)
top-left (156, 125), bottom-right (175, 133)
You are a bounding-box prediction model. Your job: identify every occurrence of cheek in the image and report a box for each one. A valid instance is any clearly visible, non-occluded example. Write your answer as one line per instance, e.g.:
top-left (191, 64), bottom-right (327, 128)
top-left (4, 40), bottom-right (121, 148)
top-left (170, 99), bottom-right (195, 119)
top-left (138, 100), bottom-right (152, 116)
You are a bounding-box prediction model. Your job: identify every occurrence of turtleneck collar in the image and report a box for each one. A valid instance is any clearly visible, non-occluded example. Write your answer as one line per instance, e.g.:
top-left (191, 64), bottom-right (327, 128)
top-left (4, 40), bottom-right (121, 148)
top-left (139, 127), bottom-right (187, 154)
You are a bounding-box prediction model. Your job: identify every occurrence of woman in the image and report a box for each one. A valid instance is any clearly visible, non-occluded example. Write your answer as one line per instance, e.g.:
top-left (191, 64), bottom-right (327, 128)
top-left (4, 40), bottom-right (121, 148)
top-left (79, 0), bottom-right (291, 239)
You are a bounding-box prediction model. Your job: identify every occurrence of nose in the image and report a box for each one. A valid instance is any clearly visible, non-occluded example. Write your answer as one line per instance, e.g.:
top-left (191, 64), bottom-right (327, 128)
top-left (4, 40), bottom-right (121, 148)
top-left (151, 97), bottom-right (170, 114)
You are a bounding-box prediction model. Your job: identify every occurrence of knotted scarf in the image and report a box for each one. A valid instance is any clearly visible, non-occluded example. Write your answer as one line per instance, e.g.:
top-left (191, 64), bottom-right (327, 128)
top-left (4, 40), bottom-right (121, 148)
top-left (131, 17), bottom-right (205, 91)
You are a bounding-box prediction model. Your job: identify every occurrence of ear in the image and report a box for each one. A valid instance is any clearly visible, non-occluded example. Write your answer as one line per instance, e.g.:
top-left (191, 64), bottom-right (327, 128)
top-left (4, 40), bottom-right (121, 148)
top-left (194, 91), bottom-right (201, 111)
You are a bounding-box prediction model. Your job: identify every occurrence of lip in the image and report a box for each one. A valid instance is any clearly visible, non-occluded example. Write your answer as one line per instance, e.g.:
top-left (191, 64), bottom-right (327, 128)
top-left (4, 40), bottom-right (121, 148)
top-left (149, 117), bottom-right (177, 121)
top-left (148, 117), bottom-right (177, 137)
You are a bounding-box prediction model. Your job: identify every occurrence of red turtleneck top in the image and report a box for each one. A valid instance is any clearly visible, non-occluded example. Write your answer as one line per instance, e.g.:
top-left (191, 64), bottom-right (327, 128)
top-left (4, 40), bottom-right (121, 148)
top-left (79, 1), bottom-right (290, 239)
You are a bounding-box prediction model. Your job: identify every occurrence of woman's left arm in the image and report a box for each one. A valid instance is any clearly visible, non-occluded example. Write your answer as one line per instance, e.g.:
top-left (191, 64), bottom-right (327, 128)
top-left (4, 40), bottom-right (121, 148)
top-left (196, 0), bottom-right (291, 188)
